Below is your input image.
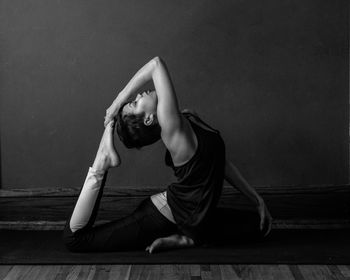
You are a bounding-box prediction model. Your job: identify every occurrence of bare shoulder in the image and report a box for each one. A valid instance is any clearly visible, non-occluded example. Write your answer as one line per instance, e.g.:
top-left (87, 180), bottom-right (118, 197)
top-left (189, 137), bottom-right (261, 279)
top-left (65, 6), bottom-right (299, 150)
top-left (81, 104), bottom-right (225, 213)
top-left (161, 112), bottom-right (198, 166)
top-left (181, 108), bottom-right (217, 133)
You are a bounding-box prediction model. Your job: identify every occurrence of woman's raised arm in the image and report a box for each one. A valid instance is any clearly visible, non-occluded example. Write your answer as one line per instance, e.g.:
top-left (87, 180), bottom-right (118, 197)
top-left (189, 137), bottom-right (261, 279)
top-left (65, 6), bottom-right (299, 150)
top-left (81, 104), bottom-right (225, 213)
top-left (105, 57), bottom-right (183, 138)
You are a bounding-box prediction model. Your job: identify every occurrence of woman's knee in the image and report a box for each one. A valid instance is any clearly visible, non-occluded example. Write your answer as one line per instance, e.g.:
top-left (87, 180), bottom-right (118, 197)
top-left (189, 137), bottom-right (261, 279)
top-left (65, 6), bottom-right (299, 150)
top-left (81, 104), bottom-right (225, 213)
top-left (62, 221), bottom-right (86, 252)
top-left (62, 223), bottom-right (76, 251)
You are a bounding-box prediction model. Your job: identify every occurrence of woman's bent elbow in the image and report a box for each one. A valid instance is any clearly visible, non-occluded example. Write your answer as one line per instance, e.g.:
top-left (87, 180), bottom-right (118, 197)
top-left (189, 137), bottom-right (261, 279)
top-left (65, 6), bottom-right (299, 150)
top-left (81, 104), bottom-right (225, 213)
top-left (152, 56), bottom-right (165, 67)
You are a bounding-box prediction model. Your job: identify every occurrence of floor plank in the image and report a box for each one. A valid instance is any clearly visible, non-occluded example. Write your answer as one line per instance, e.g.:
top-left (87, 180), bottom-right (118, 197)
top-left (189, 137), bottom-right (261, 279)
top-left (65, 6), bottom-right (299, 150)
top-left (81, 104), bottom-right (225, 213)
top-left (289, 265), bottom-right (305, 280)
top-left (2, 265), bottom-right (32, 280)
top-left (338, 265), bottom-right (350, 278)
top-left (160, 264), bottom-right (179, 279)
top-left (2, 265), bottom-right (350, 280)
top-left (24, 265), bottom-right (44, 279)
top-left (217, 265), bottom-right (240, 280)
top-left (299, 265), bottom-right (338, 280)
top-left (94, 265), bottom-right (112, 280)
top-left (33, 265), bottom-right (61, 280)
top-left (131, 264), bottom-right (147, 280)
top-left (256, 265), bottom-right (295, 280)
top-left (65, 265), bottom-right (83, 280)
top-left (190, 265), bottom-right (201, 277)
top-left (54, 265), bottom-right (76, 280)
top-left (201, 271), bottom-right (213, 280)
top-left (82, 265), bottom-right (96, 280)
top-left (278, 265), bottom-right (296, 280)
top-left (232, 265), bottom-right (258, 279)
top-left (0, 266), bottom-right (12, 280)
top-left (178, 265), bottom-right (191, 279)
top-left (327, 265), bottom-right (346, 280)
top-left (108, 265), bottom-right (131, 280)
top-left (142, 264), bottom-right (161, 280)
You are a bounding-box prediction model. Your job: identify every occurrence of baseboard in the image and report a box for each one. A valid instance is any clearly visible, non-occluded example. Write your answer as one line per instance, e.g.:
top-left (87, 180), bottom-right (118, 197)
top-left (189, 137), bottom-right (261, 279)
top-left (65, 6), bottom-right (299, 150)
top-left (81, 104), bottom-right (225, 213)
top-left (1, 185), bottom-right (349, 230)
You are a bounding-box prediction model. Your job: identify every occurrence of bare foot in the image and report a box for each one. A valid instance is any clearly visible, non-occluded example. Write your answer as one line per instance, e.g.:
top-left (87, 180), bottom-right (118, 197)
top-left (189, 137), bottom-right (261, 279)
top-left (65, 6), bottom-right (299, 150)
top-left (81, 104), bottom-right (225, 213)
top-left (145, 234), bottom-right (195, 254)
top-left (92, 120), bottom-right (121, 171)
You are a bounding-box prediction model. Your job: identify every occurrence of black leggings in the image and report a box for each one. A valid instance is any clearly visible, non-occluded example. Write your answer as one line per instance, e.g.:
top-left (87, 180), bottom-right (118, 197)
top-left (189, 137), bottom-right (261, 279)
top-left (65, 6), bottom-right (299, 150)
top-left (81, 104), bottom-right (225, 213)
top-left (62, 172), bottom-right (268, 252)
top-left (62, 172), bottom-right (179, 252)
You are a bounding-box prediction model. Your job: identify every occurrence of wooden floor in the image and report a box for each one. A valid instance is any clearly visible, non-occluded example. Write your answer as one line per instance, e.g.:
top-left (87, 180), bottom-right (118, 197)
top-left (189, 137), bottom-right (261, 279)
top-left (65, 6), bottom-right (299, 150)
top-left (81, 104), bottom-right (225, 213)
top-left (1, 264), bottom-right (350, 279)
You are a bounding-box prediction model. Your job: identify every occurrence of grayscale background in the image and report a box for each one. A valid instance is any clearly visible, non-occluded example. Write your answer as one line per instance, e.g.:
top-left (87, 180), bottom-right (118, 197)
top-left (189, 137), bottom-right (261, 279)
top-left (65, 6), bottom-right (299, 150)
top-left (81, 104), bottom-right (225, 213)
top-left (0, 0), bottom-right (348, 188)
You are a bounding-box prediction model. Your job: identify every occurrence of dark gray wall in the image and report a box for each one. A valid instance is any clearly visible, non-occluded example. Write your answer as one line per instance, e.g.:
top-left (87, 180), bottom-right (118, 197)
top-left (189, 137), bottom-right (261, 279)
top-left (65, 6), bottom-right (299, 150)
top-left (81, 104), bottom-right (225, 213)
top-left (0, 0), bottom-right (348, 188)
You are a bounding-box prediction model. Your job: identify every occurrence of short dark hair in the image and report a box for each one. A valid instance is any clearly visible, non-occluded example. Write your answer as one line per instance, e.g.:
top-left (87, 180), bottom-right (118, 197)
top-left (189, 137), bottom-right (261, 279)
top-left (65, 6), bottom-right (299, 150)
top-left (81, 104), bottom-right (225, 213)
top-left (115, 103), bottom-right (161, 149)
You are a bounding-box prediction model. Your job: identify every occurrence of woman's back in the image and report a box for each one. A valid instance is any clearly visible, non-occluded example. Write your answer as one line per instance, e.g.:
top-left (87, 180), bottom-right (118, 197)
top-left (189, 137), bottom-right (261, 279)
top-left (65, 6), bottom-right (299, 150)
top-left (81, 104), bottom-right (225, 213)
top-left (165, 111), bottom-right (226, 245)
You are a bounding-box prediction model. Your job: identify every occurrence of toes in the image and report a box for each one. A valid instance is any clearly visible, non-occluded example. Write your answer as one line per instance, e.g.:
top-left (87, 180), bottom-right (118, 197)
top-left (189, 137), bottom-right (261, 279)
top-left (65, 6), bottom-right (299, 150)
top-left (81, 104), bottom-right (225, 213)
top-left (146, 238), bottom-right (164, 254)
top-left (107, 120), bottom-right (115, 128)
top-left (105, 119), bottom-right (115, 128)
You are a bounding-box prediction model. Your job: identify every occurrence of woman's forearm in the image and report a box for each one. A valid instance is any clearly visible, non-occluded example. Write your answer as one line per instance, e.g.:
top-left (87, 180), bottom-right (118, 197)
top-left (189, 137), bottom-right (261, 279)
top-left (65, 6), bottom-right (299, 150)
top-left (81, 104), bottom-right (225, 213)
top-left (113, 57), bottom-right (158, 108)
top-left (225, 161), bottom-right (262, 206)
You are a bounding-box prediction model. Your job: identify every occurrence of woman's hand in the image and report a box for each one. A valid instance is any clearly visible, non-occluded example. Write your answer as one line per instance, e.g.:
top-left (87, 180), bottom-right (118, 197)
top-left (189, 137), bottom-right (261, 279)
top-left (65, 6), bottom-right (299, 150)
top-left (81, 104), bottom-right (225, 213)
top-left (256, 197), bottom-right (273, 237)
top-left (104, 101), bottom-right (120, 127)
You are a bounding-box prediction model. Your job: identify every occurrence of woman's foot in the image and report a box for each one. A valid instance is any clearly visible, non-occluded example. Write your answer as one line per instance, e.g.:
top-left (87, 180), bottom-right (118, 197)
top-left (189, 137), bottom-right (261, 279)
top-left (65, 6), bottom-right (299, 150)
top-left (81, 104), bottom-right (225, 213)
top-left (145, 234), bottom-right (195, 254)
top-left (92, 120), bottom-right (121, 171)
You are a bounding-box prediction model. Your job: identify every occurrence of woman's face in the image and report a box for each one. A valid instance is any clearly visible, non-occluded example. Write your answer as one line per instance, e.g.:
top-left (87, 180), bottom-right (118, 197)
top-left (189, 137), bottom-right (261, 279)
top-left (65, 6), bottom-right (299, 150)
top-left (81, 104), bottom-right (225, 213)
top-left (122, 90), bottom-right (157, 117)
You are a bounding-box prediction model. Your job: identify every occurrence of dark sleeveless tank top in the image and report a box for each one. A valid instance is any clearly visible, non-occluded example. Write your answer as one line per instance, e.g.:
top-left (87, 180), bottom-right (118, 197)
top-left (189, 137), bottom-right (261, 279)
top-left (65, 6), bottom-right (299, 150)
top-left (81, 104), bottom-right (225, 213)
top-left (165, 112), bottom-right (226, 245)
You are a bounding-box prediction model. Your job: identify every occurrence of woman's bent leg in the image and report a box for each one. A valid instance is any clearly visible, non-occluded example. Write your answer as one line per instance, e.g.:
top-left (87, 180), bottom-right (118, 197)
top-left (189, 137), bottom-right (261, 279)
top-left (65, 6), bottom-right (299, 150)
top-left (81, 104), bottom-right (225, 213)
top-left (90, 197), bottom-right (179, 252)
top-left (62, 121), bottom-right (178, 252)
top-left (63, 196), bottom-right (179, 252)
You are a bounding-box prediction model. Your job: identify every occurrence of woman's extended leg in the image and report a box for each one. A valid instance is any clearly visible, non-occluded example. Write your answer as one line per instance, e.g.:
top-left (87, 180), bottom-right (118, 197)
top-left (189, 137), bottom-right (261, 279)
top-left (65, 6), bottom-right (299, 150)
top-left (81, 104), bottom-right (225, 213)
top-left (62, 121), bottom-right (178, 252)
top-left (68, 121), bottom-right (121, 233)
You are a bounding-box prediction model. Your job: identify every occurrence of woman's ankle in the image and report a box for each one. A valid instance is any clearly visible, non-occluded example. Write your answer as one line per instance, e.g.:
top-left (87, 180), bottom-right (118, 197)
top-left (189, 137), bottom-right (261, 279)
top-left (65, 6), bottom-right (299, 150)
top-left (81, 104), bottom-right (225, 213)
top-left (92, 155), bottom-right (110, 172)
top-left (89, 166), bottom-right (107, 175)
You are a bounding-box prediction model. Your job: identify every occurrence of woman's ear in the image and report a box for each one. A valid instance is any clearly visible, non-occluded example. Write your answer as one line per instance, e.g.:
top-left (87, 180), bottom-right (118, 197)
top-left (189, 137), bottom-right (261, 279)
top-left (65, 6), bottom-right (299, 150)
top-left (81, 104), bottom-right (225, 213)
top-left (144, 114), bottom-right (154, 126)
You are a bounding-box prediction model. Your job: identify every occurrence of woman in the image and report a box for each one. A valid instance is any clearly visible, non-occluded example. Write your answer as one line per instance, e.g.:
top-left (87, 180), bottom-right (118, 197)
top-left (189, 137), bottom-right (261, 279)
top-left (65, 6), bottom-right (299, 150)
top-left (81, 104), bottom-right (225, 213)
top-left (62, 57), bottom-right (272, 254)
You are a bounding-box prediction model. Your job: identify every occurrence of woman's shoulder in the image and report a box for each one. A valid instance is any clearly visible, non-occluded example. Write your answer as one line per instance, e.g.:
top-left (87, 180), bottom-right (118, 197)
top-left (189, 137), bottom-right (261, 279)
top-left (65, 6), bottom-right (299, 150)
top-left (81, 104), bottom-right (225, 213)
top-left (181, 109), bottom-right (219, 134)
top-left (162, 110), bottom-right (198, 167)
top-left (181, 108), bottom-right (199, 116)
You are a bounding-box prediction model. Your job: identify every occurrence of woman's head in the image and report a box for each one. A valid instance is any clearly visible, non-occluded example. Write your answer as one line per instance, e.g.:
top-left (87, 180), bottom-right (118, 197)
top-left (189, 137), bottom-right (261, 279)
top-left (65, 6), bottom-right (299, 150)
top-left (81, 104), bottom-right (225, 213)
top-left (116, 90), bottom-right (161, 149)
